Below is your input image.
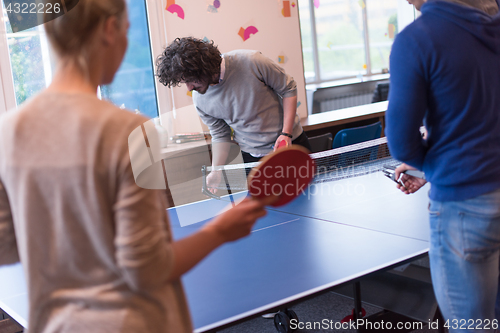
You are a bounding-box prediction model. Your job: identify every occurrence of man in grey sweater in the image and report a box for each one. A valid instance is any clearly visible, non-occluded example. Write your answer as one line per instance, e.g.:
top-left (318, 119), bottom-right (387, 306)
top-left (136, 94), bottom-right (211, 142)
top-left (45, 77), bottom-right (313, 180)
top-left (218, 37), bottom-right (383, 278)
top-left (156, 37), bottom-right (311, 172)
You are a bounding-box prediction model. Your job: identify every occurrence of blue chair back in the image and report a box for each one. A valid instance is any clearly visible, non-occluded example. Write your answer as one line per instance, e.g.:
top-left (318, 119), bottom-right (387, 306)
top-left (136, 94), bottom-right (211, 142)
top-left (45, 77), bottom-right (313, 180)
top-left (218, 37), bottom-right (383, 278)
top-left (332, 121), bottom-right (382, 149)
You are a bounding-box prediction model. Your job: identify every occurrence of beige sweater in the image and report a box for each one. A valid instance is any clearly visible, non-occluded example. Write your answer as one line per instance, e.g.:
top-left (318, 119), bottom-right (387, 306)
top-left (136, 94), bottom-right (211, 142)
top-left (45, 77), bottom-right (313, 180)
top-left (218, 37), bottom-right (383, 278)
top-left (0, 92), bottom-right (192, 333)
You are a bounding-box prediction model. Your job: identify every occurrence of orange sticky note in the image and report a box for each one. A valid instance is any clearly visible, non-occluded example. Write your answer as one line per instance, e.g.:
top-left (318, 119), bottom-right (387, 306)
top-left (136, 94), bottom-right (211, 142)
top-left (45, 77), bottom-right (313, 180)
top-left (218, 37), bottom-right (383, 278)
top-left (166, 0), bottom-right (175, 10)
top-left (238, 27), bottom-right (246, 41)
top-left (187, 90), bottom-right (192, 97)
top-left (282, 1), bottom-right (291, 17)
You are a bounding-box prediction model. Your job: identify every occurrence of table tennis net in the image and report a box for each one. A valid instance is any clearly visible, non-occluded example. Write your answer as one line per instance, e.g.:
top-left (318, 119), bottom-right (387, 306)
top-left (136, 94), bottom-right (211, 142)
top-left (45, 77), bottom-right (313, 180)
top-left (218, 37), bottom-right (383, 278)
top-left (202, 136), bottom-right (399, 194)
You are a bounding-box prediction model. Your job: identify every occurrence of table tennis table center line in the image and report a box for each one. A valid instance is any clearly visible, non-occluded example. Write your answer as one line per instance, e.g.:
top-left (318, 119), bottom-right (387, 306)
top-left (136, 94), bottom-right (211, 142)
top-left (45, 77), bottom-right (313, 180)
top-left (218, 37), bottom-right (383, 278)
top-left (267, 208), bottom-right (429, 242)
top-left (0, 292), bottom-right (26, 301)
top-left (251, 218), bottom-right (300, 233)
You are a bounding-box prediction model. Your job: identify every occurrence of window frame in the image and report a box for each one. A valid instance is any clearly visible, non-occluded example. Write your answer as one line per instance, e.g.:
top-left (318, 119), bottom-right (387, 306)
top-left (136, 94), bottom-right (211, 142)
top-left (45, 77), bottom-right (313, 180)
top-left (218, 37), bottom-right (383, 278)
top-left (301, 0), bottom-right (413, 85)
top-left (144, 0), bottom-right (174, 117)
top-left (0, 3), bottom-right (16, 114)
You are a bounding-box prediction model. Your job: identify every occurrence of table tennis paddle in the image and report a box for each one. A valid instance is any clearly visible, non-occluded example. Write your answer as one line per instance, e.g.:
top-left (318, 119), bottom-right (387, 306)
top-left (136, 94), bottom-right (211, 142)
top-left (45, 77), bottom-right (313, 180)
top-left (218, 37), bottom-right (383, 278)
top-left (383, 165), bottom-right (426, 184)
top-left (277, 140), bottom-right (288, 149)
top-left (248, 145), bottom-right (316, 207)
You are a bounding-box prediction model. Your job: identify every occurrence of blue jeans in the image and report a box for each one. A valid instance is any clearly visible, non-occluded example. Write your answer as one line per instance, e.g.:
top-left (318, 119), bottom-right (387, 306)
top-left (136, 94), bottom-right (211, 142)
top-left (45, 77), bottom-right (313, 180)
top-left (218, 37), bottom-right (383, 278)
top-left (429, 188), bottom-right (500, 333)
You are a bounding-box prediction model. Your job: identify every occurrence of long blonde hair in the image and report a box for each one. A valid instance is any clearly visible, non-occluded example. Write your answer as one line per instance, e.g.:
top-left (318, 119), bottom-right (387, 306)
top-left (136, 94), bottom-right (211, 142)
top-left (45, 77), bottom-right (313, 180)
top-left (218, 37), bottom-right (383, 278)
top-left (44, 0), bottom-right (126, 72)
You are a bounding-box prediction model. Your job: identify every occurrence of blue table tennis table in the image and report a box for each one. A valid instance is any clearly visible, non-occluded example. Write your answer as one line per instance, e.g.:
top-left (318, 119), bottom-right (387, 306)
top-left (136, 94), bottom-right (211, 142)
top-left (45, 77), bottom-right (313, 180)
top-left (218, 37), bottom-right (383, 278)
top-left (0, 169), bottom-right (432, 332)
top-left (171, 169), bottom-right (432, 332)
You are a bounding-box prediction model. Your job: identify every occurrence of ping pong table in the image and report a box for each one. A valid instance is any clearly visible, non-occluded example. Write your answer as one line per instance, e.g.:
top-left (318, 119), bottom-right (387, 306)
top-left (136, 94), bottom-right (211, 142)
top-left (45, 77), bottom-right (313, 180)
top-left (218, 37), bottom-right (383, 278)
top-left (170, 169), bottom-right (431, 332)
top-left (0, 142), bottom-right (432, 333)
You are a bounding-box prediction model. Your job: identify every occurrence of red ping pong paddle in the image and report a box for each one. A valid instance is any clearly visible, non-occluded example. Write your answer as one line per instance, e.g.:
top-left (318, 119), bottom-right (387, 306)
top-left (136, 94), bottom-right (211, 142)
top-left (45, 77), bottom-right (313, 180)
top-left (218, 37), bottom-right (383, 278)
top-left (277, 140), bottom-right (288, 149)
top-left (247, 145), bottom-right (315, 207)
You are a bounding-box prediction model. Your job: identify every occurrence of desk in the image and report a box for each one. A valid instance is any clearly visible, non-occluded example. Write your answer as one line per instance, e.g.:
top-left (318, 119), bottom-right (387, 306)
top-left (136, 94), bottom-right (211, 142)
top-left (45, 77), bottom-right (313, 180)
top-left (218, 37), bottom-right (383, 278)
top-left (301, 101), bottom-right (388, 133)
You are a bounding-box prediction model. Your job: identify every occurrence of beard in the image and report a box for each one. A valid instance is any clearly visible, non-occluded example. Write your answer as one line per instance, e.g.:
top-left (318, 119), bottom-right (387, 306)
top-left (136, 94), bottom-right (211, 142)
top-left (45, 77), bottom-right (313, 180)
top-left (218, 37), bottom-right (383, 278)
top-left (194, 83), bottom-right (209, 94)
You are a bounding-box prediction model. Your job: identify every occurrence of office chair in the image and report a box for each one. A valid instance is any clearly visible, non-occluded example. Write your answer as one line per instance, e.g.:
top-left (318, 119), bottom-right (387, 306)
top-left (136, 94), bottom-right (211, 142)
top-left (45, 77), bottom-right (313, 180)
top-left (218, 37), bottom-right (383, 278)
top-left (333, 121), bottom-right (382, 148)
top-left (308, 133), bottom-right (333, 153)
top-left (371, 81), bottom-right (390, 103)
top-left (332, 121), bottom-right (383, 164)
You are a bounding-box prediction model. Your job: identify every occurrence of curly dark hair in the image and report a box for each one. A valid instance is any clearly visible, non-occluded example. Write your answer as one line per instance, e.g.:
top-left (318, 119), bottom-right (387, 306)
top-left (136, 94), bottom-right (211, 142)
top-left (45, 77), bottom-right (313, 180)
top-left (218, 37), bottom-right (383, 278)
top-left (156, 37), bottom-right (222, 88)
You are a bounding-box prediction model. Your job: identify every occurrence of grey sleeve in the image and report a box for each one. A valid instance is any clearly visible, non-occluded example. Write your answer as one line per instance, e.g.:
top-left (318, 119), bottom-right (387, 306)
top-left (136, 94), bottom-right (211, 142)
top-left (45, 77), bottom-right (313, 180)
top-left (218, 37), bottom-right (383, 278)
top-left (113, 124), bottom-right (174, 292)
top-left (251, 52), bottom-right (297, 98)
top-left (196, 106), bottom-right (232, 142)
top-left (0, 178), bottom-right (19, 266)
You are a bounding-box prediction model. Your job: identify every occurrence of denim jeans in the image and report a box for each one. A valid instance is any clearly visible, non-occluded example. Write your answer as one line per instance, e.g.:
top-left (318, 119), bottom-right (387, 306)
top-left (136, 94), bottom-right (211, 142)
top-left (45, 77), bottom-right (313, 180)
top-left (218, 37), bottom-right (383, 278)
top-left (429, 188), bottom-right (500, 332)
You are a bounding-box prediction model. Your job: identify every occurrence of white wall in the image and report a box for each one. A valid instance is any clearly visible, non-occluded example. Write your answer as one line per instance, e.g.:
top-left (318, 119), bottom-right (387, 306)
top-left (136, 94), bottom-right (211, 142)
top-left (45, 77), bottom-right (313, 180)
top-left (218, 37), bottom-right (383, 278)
top-left (398, 0), bottom-right (417, 33)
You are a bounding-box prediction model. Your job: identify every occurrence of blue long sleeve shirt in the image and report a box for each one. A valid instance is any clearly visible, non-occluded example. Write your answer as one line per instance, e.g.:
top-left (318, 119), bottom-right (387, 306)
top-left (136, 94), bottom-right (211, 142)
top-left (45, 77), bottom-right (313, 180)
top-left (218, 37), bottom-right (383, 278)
top-left (386, 0), bottom-right (500, 201)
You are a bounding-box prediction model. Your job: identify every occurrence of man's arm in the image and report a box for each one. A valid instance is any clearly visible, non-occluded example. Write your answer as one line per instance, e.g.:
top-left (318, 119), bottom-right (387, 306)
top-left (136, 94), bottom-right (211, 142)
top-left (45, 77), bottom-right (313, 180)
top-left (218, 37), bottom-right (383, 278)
top-left (386, 32), bottom-right (428, 171)
top-left (196, 107), bottom-right (233, 192)
top-left (196, 107), bottom-right (232, 144)
top-left (251, 52), bottom-right (298, 149)
top-left (274, 95), bottom-right (297, 149)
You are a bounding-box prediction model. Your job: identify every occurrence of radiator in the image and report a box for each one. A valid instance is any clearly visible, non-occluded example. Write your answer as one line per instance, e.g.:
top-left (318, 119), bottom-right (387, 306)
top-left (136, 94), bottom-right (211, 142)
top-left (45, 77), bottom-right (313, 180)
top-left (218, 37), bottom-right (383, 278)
top-left (319, 92), bottom-right (374, 112)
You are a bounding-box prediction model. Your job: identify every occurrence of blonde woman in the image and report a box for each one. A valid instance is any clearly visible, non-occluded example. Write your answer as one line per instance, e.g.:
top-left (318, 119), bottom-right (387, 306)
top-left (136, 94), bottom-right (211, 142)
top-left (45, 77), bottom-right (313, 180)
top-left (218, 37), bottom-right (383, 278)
top-left (0, 1), bottom-right (272, 332)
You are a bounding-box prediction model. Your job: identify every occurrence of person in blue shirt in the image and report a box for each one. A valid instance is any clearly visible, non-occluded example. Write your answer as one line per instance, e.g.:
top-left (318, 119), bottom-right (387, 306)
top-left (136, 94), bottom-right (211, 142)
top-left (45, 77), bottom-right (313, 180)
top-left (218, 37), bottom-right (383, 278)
top-left (386, 0), bottom-right (500, 330)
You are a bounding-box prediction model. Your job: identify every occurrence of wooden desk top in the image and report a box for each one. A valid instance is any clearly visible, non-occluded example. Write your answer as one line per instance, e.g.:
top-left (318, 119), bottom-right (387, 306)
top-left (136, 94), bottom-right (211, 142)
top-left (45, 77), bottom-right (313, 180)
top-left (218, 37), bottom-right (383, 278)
top-left (301, 101), bottom-right (388, 131)
top-left (160, 139), bottom-right (211, 159)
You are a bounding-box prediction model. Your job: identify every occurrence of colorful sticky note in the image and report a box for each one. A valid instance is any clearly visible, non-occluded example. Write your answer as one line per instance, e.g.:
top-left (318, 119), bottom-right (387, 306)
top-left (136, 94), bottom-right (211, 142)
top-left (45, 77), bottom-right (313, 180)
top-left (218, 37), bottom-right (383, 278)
top-left (314, 0), bottom-right (319, 8)
top-left (238, 27), bottom-right (245, 41)
top-left (166, 4), bottom-right (185, 19)
top-left (214, 0), bottom-right (220, 8)
top-left (203, 36), bottom-right (210, 43)
top-left (238, 26), bottom-right (258, 41)
top-left (363, 64), bottom-right (367, 69)
top-left (207, 5), bottom-right (217, 13)
top-left (282, 1), bottom-right (291, 17)
top-left (187, 91), bottom-right (193, 97)
top-left (166, 0), bottom-right (175, 10)
top-left (278, 55), bottom-right (285, 63)
top-left (358, 0), bottom-right (365, 9)
top-left (291, 2), bottom-right (296, 7)
top-left (327, 41), bottom-right (333, 49)
top-left (297, 101), bottom-right (301, 108)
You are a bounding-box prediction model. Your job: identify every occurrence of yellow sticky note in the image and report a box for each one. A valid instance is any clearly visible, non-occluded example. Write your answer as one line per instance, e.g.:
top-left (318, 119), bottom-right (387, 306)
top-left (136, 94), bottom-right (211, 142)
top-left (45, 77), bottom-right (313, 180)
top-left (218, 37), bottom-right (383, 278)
top-left (358, 0), bottom-right (365, 9)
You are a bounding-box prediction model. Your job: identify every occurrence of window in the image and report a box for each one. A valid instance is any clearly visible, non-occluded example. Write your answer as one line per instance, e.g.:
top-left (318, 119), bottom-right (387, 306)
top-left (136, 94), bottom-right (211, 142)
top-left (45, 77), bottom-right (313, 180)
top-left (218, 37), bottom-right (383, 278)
top-left (1, 0), bottom-right (158, 118)
top-left (299, 0), bottom-right (404, 84)
top-left (1, 2), bottom-right (50, 106)
top-left (100, 0), bottom-right (158, 119)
